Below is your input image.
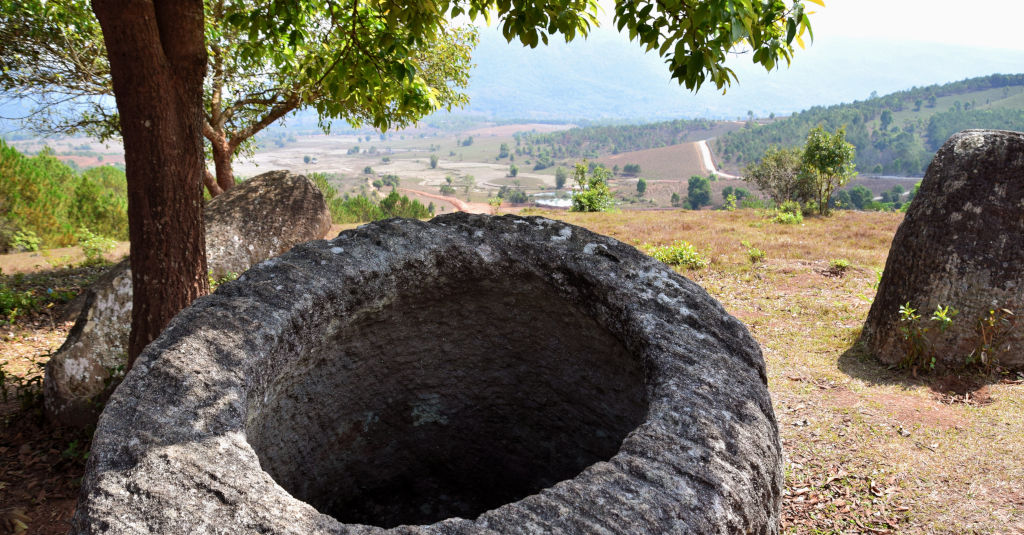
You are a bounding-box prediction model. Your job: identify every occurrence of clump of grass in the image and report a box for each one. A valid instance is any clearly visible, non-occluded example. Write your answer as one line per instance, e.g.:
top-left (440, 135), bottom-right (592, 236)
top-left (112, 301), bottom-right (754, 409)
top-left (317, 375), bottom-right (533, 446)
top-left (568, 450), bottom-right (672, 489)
top-left (645, 240), bottom-right (708, 270)
top-left (829, 258), bottom-right (851, 272)
top-left (742, 240), bottom-right (766, 264)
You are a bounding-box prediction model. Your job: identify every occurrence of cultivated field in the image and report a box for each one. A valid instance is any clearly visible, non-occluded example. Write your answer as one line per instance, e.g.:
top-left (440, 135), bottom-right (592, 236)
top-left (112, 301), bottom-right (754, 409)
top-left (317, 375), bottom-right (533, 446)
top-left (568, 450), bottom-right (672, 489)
top-left (2, 209), bottom-right (1021, 534)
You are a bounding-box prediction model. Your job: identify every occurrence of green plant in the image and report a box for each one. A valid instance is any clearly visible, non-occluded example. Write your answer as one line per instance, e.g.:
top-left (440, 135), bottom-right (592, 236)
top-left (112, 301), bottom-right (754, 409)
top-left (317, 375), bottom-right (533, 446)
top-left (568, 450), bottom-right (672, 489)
top-left (208, 271), bottom-right (239, 290)
top-left (0, 360), bottom-right (45, 416)
top-left (76, 227), bottom-right (117, 265)
top-left (570, 162), bottom-right (614, 213)
top-left (11, 230), bottom-right (40, 252)
top-left (829, 258), bottom-right (851, 273)
top-left (723, 193), bottom-right (737, 211)
top-left (742, 241), bottom-right (765, 263)
top-left (646, 241), bottom-right (708, 270)
top-left (62, 439), bottom-right (90, 462)
top-left (773, 200), bottom-right (804, 224)
top-left (898, 302), bottom-right (929, 373)
top-left (897, 303), bottom-right (958, 374)
top-left (968, 307), bottom-right (1016, 371)
top-left (0, 284), bottom-right (40, 324)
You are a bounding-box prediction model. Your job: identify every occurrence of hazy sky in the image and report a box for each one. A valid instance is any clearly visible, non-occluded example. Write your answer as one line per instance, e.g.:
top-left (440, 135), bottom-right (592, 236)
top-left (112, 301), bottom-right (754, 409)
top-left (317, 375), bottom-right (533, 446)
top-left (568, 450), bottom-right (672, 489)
top-left (810, 0), bottom-right (1024, 50)
top-left (594, 1), bottom-right (1024, 51)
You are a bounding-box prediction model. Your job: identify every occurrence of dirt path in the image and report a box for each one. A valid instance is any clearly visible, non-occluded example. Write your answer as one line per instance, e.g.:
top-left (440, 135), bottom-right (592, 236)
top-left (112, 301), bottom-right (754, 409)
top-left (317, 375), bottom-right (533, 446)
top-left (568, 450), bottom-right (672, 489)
top-left (0, 244), bottom-right (130, 275)
top-left (697, 139), bottom-right (741, 179)
top-left (398, 187), bottom-right (492, 214)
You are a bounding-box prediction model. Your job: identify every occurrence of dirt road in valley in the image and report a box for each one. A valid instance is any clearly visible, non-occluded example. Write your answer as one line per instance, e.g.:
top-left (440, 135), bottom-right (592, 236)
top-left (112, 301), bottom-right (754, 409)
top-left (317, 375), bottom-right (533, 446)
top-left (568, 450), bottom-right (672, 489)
top-left (398, 188), bottom-right (492, 214)
top-left (697, 139), bottom-right (740, 179)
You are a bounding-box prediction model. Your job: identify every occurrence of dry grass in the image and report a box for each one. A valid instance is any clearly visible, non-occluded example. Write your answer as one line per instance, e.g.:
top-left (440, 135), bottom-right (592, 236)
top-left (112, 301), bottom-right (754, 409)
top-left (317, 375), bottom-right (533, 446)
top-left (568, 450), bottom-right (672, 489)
top-left (530, 208), bottom-right (1024, 534)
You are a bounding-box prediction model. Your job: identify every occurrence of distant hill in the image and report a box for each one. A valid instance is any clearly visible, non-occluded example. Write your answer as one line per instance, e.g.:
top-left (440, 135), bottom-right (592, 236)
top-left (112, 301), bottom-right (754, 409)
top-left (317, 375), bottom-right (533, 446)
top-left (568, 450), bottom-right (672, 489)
top-left (457, 28), bottom-right (1024, 122)
top-left (714, 73), bottom-right (1024, 176)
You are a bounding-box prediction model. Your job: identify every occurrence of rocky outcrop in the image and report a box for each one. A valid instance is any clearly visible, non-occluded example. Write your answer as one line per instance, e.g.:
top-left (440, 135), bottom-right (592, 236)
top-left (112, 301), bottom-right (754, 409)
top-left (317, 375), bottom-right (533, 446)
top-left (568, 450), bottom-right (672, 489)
top-left (864, 129), bottom-right (1024, 371)
top-left (74, 213), bottom-right (782, 534)
top-left (43, 170), bottom-right (331, 427)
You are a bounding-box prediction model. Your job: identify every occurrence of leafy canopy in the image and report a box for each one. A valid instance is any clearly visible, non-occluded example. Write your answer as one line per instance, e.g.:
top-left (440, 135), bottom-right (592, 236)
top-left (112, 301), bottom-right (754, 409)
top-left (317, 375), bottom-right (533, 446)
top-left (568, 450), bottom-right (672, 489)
top-left (802, 125), bottom-right (856, 215)
top-left (3, 0), bottom-right (819, 141)
top-left (0, 0), bottom-right (477, 141)
top-left (743, 144), bottom-right (811, 204)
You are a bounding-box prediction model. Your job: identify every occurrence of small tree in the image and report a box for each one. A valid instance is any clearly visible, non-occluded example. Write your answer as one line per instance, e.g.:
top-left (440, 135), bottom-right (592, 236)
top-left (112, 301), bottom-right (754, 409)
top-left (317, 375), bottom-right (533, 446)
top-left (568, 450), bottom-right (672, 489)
top-left (508, 164), bottom-right (518, 177)
top-left (687, 175), bottom-right (711, 209)
top-left (743, 145), bottom-right (812, 205)
top-left (670, 192), bottom-right (681, 207)
top-left (802, 125), bottom-right (856, 215)
top-left (429, 154), bottom-right (439, 169)
top-left (636, 178), bottom-right (647, 197)
top-left (880, 109), bottom-right (893, 131)
top-left (570, 162), bottom-right (613, 212)
top-left (848, 185), bottom-right (873, 209)
top-left (554, 166), bottom-right (567, 189)
top-left (303, 155), bottom-right (311, 164)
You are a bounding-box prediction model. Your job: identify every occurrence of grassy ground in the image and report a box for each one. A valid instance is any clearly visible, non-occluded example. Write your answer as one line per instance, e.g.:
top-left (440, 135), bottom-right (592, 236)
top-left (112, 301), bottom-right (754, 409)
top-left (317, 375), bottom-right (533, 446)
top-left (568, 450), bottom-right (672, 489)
top-left (2, 209), bottom-right (1022, 534)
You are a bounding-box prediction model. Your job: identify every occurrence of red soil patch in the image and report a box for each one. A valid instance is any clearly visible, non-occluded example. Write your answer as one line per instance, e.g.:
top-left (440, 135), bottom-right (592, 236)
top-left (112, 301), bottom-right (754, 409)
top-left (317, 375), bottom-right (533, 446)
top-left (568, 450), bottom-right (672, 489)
top-left (826, 387), bottom-right (965, 429)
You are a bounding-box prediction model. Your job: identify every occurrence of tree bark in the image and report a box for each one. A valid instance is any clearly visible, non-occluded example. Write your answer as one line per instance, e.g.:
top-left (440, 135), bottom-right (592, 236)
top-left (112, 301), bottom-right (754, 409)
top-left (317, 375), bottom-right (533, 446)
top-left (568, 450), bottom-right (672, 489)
top-left (91, 0), bottom-right (209, 368)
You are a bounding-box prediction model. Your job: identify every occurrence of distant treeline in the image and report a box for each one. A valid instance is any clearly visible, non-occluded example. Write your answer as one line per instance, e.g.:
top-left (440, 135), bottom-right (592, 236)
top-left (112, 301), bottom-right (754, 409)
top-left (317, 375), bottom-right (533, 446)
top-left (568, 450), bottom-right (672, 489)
top-left (515, 118), bottom-right (720, 165)
top-left (716, 73), bottom-right (1024, 176)
top-left (0, 140), bottom-right (128, 252)
top-left (310, 173), bottom-right (433, 224)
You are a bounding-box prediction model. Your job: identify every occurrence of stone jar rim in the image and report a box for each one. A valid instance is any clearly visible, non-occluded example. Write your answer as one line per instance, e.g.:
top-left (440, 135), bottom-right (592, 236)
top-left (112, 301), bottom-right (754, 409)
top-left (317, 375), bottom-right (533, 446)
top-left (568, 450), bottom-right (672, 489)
top-left (73, 213), bottom-right (781, 534)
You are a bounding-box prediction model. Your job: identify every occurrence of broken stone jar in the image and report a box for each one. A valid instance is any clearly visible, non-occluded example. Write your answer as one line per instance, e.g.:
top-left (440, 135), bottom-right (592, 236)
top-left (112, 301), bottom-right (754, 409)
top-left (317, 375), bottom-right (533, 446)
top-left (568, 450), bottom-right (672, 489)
top-left (73, 213), bottom-right (782, 534)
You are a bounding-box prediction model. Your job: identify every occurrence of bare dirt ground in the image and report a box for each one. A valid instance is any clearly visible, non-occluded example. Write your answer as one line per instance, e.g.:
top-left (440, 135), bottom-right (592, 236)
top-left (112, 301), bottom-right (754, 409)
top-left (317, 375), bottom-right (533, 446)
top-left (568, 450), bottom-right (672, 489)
top-left (0, 245), bottom-right (130, 275)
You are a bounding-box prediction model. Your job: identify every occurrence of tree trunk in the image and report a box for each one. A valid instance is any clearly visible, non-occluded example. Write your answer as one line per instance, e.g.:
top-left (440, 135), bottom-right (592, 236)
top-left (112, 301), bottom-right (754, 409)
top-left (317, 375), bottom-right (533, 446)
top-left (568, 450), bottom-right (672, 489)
top-left (92, 0), bottom-right (209, 368)
top-left (204, 169), bottom-right (225, 197)
top-left (210, 131), bottom-right (235, 193)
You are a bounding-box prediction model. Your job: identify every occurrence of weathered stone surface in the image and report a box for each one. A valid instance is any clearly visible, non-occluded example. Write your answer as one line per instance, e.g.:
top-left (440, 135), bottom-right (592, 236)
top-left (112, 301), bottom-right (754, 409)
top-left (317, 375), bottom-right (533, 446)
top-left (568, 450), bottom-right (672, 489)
top-left (43, 170), bottom-right (331, 427)
top-left (74, 213), bottom-right (782, 534)
top-left (864, 129), bottom-right (1024, 371)
top-left (205, 169), bottom-right (332, 279)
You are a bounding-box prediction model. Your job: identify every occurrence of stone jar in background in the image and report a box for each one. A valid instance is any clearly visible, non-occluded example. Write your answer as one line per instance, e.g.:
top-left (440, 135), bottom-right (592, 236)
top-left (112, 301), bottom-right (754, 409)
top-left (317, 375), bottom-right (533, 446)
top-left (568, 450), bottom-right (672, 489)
top-left (43, 170), bottom-right (332, 427)
top-left (864, 129), bottom-right (1024, 372)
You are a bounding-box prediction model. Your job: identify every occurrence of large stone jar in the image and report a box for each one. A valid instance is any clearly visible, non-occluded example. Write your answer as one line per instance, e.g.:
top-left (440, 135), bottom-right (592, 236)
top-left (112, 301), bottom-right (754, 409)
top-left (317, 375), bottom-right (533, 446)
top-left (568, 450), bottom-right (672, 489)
top-left (73, 213), bottom-right (782, 534)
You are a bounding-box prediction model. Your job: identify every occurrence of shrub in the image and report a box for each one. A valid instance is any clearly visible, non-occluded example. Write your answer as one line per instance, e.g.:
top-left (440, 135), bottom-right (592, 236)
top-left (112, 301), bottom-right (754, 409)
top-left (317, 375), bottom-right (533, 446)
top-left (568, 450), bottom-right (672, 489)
top-left (11, 230), bottom-right (40, 252)
top-left (646, 241), bottom-right (708, 270)
top-left (76, 227), bottom-right (117, 265)
top-left (743, 241), bottom-right (765, 263)
top-left (0, 284), bottom-right (39, 324)
top-left (773, 200), bottom-right (804, 224)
